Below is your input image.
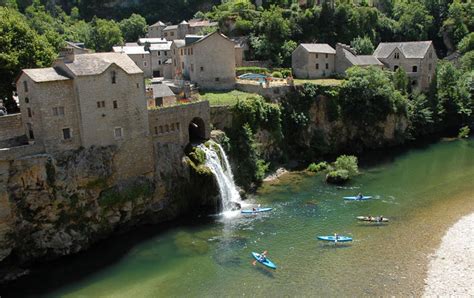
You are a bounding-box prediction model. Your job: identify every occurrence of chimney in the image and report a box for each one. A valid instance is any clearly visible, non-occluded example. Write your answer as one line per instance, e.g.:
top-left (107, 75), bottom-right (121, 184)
top-left (59, 47), bottom-right (75, 63)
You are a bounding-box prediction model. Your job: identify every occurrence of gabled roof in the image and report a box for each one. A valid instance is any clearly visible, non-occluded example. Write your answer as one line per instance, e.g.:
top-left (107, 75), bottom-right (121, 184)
top-left (62, 53), bottom-right (143, 76)
top-left (21, 68), bottom-right (71, 83)
top-left (185, 35), bottom-right (205, 46)
top-left (163, 25), bottom-right (178, 31)
top-left (172, 39), bottom-right (185, 48)
top-left (112, 46), bottom-right (149, 55)
top-left (149, 42), bottom-right (172, 51)
top-left (373, 41), bottom-right (433, 59)
top-left (343, 49), bottom-right (383, 66)
top-left (152, 84), bottom-right (175, 98)
top-left (179, 20), bottom-right (189, 25)
top-left (300, 43), bottom-right (336, 54)
top-left (138, 38), bottom-right (168, 45)
top-left (185, 32), bottom-right (234, 47)
top-left (150, 21), bottom-right (166, 27)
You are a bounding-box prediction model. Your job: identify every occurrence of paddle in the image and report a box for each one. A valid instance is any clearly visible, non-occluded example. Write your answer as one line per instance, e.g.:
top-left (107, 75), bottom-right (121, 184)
top-left (252, 250), bottom-right (268, 266)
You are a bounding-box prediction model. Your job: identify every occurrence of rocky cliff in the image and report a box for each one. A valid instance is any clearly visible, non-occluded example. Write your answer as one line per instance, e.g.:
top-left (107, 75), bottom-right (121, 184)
top-left (0, 143), bottom-right (219, 281)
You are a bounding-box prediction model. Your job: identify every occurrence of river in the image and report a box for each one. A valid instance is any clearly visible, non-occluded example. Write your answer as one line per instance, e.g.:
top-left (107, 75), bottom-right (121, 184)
top-left (2, 138), bottom-right (474, 296)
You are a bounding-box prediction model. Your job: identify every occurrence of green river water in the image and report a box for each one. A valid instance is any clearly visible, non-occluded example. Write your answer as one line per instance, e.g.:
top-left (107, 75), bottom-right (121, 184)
top-left (3, 138), bottom-right (474, 297)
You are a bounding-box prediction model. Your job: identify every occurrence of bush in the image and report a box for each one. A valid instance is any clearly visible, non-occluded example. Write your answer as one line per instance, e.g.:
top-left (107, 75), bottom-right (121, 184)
top-left (236, 67), bottom-right (270, 76)
top-left (334, 155), bottom-right (359, 176)
top-left (307, 161), bottom-right (328, 173)
top-left (271, 71), bottom-right (283, 78)
top-left (326, 169), bottom-right (350, 184)
top-left (458, 126), bottom-right (471, 138)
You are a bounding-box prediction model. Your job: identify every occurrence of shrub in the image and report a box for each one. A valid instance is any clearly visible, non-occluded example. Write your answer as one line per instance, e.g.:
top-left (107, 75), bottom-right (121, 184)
top-left (271, 71), bottom-right (283, 78)
top-left (236, 67), bottom-right (270, 76)
top-left (458, 126), bottom-right (471, 138)
top-left (334, 155), bottom-right (359, 176)
top-left (307, 162), bottom-right (328, 173)
top-left (326, 169), bottom-right (350, 184)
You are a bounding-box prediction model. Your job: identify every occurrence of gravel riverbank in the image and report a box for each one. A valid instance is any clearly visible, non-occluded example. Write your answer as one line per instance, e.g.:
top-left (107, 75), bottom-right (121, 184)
top-left (423, 212), bottom-right (474, 297)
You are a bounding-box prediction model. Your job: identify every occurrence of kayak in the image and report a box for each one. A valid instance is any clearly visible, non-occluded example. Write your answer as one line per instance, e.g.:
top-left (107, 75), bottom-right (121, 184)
top-left (251, 252), bottom-right (277, 269)
top-left (241, 208), bottom-right (272, 214)
top-left (317, 235), bottom-right (353, 242)
top-left (343, 196), bottom-right (372, 201)
top-left (356, 216), bottom-right (389, 222)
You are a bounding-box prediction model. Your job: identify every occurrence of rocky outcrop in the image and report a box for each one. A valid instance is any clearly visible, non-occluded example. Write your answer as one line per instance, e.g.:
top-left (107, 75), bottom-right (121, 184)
top-left (0, 143), bottom-right (219, 280)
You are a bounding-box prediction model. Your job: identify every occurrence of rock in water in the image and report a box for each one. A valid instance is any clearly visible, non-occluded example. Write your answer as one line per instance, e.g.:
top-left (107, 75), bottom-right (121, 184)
top-left (230, 202), bottom-right (241, 211)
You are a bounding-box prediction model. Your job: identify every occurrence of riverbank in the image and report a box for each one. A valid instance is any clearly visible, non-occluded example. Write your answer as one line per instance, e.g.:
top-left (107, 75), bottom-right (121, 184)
top-left (423, 212), bottom-right (474, 297)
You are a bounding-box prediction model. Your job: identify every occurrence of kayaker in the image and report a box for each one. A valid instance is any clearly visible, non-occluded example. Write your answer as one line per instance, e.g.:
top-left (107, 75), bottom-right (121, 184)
top-left (356, 193), bottom-right (363, 200)
top-left (377, 215), bottom-right (384, 222)
top-left (334, 233), bottom-right (339, 244)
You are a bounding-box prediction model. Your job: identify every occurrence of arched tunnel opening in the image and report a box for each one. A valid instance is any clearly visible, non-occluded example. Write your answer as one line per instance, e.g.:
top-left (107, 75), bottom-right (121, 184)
top-left (189, 117), bottom-right (206, 144)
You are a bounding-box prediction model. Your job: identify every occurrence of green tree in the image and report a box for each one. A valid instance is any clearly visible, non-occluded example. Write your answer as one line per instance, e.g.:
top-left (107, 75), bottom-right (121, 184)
top-left (0, 7), bottom-right (55, 112)
top-left (441, 0), bottom-right (473, 51)
top-left (393, 0), bottom-right (433, 41)
top-left (350, 35), bottom-right (374, 55)
top-left (460, 50), bottom-right (474, 72)
top-left (393, 67), bottom-right (409, 95)
top-left (457, 32), bottom-right (474, 54)
top-left (407, 91), bottom-right (434, 139)
top-left (89, 18), bottom-right (123, 52)
top-left (119, 13), bottom-right (147, 42)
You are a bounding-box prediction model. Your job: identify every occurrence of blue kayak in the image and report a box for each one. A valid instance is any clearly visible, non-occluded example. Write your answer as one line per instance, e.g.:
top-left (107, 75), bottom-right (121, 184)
top-left (251, 252), bottom-right (277, 269)
top-left (241, 208), bottom-right (272, 214)
top-left (343, 196), bottom-right (372, 201)
top-left (317, 235), bottom-right (353, 242)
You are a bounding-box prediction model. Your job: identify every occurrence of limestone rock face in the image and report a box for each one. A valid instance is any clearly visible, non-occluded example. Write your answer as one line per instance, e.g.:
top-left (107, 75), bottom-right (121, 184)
top-left (0, 143), bottom-right (219, 279)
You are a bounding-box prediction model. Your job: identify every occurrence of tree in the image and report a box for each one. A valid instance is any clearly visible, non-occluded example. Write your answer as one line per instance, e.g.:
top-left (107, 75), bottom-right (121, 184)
top-left (458, 32), bottom-right (474, 54)
top-left (393, 0), bottom-right (433, 41)
top-left (407, 91), bottom-right (434, 139)
top-left (0, 7), bottom-right (56, 112)
top-left (393, 67), bottom-right (409, 95)
top-left (89, 18), bottom-right (123, 52)
top-left (350, 36), bottom-right (374, 55)
top-left (119, 13), bottom-right (147, 42)
top-left (460, 50), bottom-right (474, 72)
top-left (442, 0), bottom-right (473, 51)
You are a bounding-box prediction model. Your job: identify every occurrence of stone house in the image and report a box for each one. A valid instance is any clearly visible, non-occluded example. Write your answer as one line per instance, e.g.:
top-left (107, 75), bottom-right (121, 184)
top-left (373, 41), bottom-right (437, 90)
top-left (335, 43), bottom-right (383, 74)
top-left (172, 32), bottom-right (236, 90)
top-left (16, 52), bottom-right (149, 153)
top-left (112, 46), bottom-right (152, 77)
top-left (148, 19), bottom-right (218, 41)
top-left (147, 83), bottom-right (177, 108)
top-left (292, 43), bottom-right (336, 79)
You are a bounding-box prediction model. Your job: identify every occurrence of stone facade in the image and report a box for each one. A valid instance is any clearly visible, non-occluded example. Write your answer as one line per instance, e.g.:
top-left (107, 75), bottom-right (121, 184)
top-left (374, 41), bottom-right (437, 91)
top-left (292, 44), bottom-right (336, 79)
top-left (174, 32), bottom-right (236, 90)
top-left (148, 19), bottom-right (218, 40)
top-left (0, 114), bottom-right (24, 144)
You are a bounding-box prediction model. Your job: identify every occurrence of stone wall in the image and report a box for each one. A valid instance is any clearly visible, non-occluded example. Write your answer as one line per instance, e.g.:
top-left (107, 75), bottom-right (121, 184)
top-left (0, 114), bottom-right (24, 145)
top-left (148, 101), bottom-right (210, 146)
top-left (236, 83), bottom-right (293, 102)
top-left (210, 106), bottom-right (233, 131)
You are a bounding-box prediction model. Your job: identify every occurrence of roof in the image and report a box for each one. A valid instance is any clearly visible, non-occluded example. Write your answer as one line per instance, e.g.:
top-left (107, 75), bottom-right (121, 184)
top-left (163, 25), bottom-right (178, 31)
top-left (149, 42), bottom-right (172, 51)
top-left (185, 35), bottom-right (205, 46)
top-left (172, 39), bottom-right (186, 48)
top-left (125, 42), bottom-right (139, 46)
top-left (65, 41), bottom-right (86, 50)
top-left (138, 38), bottom-right (167, 45)
top-left (21, 68), bottom-right (71, 83)
top-left (189, 19), bottom-right (218, 27)
top-left (152, 84), bottom-right (175, 98)
top-left (373, 41), bottom-right (432, 59)
top-left (179, 20), bottom-right (189, 25)
top-left (150, 21), bottom-right (166, 27)
top-left (342, 49), bottom-right (382, 66)
top-left (300, 43), bottom-right (336, 54)
top-left (62, 53), bottom-right (143, 76)
top-left (112, 46), bottom-right (148, 55)
top-left (185, 32), bottom-right (233, 47)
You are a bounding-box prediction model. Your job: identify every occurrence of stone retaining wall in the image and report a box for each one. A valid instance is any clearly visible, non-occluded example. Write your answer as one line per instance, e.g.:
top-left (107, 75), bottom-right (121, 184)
top-left (236, 83), bottom-right (293, 102)
top-left (0, 114), bottom-right (24, 143)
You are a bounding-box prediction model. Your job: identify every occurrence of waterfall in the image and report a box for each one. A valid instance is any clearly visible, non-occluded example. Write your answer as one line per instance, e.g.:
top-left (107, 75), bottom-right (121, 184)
top-left (197, 142), bottom-right (241, 212)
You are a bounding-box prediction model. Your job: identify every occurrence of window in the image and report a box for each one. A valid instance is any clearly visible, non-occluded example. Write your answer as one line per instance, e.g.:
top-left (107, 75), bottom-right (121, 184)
top-left (394, 52), bottom-right (400, 59)
top-left (136, 83), bottom-right (139, 88)
top-left (113, 100), bottom-right (118, 109)
top-left (394, 65), bottom-right (399, 71)
top-left (114, 127), bottom-right (123, 139)
top-left (23, 81), bottom-right (28, 92)
top-left (181, 49), bottom-right (183, 55)
top-left (97, 101), bottom-right (105, 108)
top-left (27, 108), bottom-right (32, 118)
top-left (316, 63), bottom-right (319, 70)
top-left (428, 63), bottom-right (432, 71)
top-left (62, 128), bottom-right (71, 140)
top-left (191, 64), bottom-right (194, 72)
top-left (141, 54), bottom-right (145, 59)
top-left (164, 33), bottom-right (168, 37)
top-left (171, 123), bottom-right (175, 131)
top-left (412, 80), bottom-right (417, 86)
top-left (143, 61), bottom-right (148, 67)
top-left (164, 51), bottom-right (167, 56)
top-left (155, 97), bottom-right (163, 107)
top-left (325, 63), bottom-right (329, 69)
top-left (159, 60), bottom-right (162, 65)
top-left (176, 122), bottom-right (180, 131)
top-left (158, 51), bottom-right (161, 56)
top-left (325, 53), bottom-right (328, 59)
top-left (53, 107), bottom-right (65, 116)
top-left (111, 71), bottom-right (116, 84)
top-left (315, 54), bottom-right (319, 59)
top-left (200, 66), bottom-right (204, 72)
top-left (170, 32), bottom-right (174, 36)
top-left (190, 48), bottom-right (193, 55)
top-left (215, 77), bottom-right (220, 82)
top-left (412, 66), bottom-right (417, 72)
top-left (174, 59), bottom-right (176, 67)
top-left (25, 97), bottom-right (29, 104)
top-left (154, 126), bottom-right (158, 134)
top-left (165, 124), bottom-right (169, 132)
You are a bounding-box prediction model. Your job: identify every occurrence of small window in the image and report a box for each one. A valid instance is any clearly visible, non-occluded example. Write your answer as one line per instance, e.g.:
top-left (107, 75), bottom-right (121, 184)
top-left (174, 59), bottom-right (176, 67)
top-left (394, 65), bottom-right (399, 71)
top-left (25, 97), bottom-right (29, 104)
top-left (325, 53), bottom-right (328, 59)
top-left (412, 66), bottom-right (417, 72)
top-left (154, 126), bottom-right (158, 134)
top-left (215, 77), bottom-right (220, 82)
top-left (191, 64), bottom-right (194, 72)
top-left (171, 32), bottom-right (174, 36)
top-left (62, 128), bottom-right (71, 140)
top-left (58, 107), bottom-right (64, 116)
top-left (159, 60), bottom-right (162, 65)
top-left (180, 49), bottom-right (183, 56)
top-left (394, 53), bottom-right (399, 59)
top-left (136, 83), bottom-right (139, 88)
top-left (412, 80), bottom-right (417, 86)
top-left (316, 63), bottom-right (319, 70)
top-left (315, 54), bottom-right (319, 59)
top-left (190, 48), bottom-right (193, 55)
top-left (176, 122), bottom-right (180, 131)
top-left (23, 81), bottom-right (28, 92)
top-left (113, 100), bottom-right (118, 109)
top-left (165, 51), bottom-right (167, 56)
top-left (141, 54), bottom-right (145, 59)
top-left (158, 51), bottom-right (161, 56)
top-left (114, 127), bottom-right (123, 139)
top-left (200, 66), bottom-right (204, 72)
top-left (325, 63), bottom-right (329, 69)
top-left (111, 71), bottom-right (116, 84)
top-left (97, 101), bottom-right (105, 108)
top-left (27, 107), bottom-right (32, 118)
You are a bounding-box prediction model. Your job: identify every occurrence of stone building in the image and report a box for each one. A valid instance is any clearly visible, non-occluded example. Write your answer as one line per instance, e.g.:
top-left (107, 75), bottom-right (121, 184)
top-left (147, 83), bottom-right (177, 108)
top-left (148, 19), bottom-right (218, 40)
top-left (112, 46), bottom-right (152, 77)
top-left (16, 52), bottom-right (149, 153)
top-left (335, 43), bottom-right (383, 74)
top-left (171, 32), bottom-right (236, 90)
top-left (373, 41), bottom-right (437, 90)
top-left (292, 43), bottom-right (336, 79)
